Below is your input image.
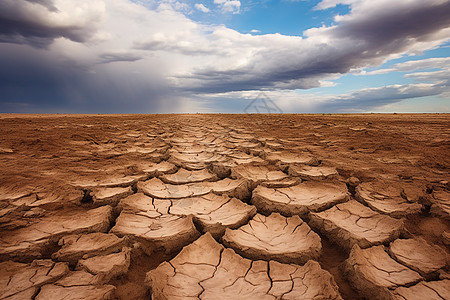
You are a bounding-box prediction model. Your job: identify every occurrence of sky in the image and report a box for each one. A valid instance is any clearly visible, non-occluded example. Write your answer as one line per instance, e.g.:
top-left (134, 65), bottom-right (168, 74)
top-left (0, 0), bottom-right (449, 113)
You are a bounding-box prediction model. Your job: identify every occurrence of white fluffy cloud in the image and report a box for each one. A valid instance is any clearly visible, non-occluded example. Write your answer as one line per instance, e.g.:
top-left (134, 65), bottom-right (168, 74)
top-left (214, 0), bottom-right (241, 13)
top-left (195, 3), bottom-right (209, 13)
top-left (314, 0), bottom-right (359, 10)
top-left (358, 57), bottom-right (450, 75)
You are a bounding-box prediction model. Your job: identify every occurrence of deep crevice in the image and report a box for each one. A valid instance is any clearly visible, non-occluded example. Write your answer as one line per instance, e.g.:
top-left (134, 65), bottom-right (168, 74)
top-left (317, 235), bottom-right (362, 300)
top-left (80, 189), bottom-right (93, 204)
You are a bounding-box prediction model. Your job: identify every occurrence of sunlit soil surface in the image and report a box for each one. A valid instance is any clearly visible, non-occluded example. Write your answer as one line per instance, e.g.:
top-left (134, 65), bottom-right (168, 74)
top-left (0, 114), bottom-right (449, 300)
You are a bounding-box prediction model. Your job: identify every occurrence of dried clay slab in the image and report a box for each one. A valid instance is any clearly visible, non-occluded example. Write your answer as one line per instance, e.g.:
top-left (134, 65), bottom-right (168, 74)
top-left (252, 181), bottom-right (348, 217)
top-left (309, 200), bottom-right (405, 252)
top-left (52, 233), bottom-right (127, 265)
top-left (160, 168), bottom-right (218, 184)
top-left (141, 161), bottom-right (177, 176)
top-left (76, 247), bottom-right (131, 283)
top-left (389, 238), bottom-right (448, 279)
top-left (169, 151), bottom-right (225, 165)
top-left (355, 181), bottom-right (423, 218)
top-left (36, 270), bottom-right (116, 300)
top-left (288, 165), bottom-right (339, 180)
top-left (231, 164), bottom-right (288, 187)
top-left (170, 193), bottom-right (257, 238)
top-left (0, 206), bottom-right (112, 261)
top-left (71, 174), bottom-right (147, 189)
top-left (265, 151), bottom-right (320, 166)
top-left (223, 213), bottom-right (321, 264)
top-left (0, 259), bottom-right (69, 300)
top-left (146, 233), bottom-right (343, 299)
top-left (391, 280), bottom-right (450, 300)
top-left (343, 245), bottom-right (422, 300)
top-left (430, 190), bottom-right (450, 220)
top-left (138, 178), bottom-right (250, 200)
top-left (90, 186), bottom-right (133, 207)
top-left (110, 193), bottom-right (200, 255)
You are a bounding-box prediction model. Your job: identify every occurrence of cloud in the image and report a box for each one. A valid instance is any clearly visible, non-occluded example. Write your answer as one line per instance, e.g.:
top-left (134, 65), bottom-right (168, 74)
top-left (0, 42), bottom-right (172, 113)
top-left (191, 38), bottom-right (450, 113)
top-left (391, 57), bottom-right (450, 72)
top-left (359, 57), bottom-right (450, 75)
top-left (324, 83), bottom-right (447, 111)
top-left (0, 0), bottom-right (181, 113)
top-left (325, 1), bottom-right (450, 51)
top-left (0, 0), bottom-right (449, 113)
top-left (176, 0), bottom-right (450, 93)
top-left (0, 0), bottom-right (105, 48)
top-left (199, 79), bottom-right (449, 113)
top-left (405, 69), bottom-right (450, 83)
top-left (25, 0), bottom-right (58, 11)
top-left (214, 0), bottom-right (241, 13)
top-left (352, 56), bottom-right (450, 109)
top-left (314, 0), bottom-right (357, 10)
top-left (98, 51), bottom-right (143, 63)
top-left (168, 1), bottom-right (192, 14)
top-left (195, 3), bottom-right (210, 13)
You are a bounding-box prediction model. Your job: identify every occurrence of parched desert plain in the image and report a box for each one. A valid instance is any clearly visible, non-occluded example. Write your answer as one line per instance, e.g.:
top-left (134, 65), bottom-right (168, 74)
top-left (0, 114), bottom-right (449, 300)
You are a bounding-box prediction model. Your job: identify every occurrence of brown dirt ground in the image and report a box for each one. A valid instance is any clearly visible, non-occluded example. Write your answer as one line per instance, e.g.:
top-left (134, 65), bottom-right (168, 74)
top-left (0, 114), bottom-right (449, 300)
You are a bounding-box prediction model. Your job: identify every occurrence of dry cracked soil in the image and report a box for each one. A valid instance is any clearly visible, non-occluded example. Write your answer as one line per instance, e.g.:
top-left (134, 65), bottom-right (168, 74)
top-left (0, 113), bottom-right (449, 300)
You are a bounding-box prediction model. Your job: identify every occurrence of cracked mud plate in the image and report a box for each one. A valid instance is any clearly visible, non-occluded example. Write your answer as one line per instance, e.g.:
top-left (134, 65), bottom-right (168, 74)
top-left (146, 233), bottom-right (342, 300)
top-left (0, 206), bottom-right (113, 261)
top-left (309, 200), bottom-right (405, 252)
top-left (430, 190), bottom-right (450, 220)
top-left (231, 165), bottom-right (288, 187)
top-left (343, 245), bottom-right (423, 300)
top-left (391, 280), bottom-right (450, 300)
top-left (138, 178), bottom-right (250, 200)
top-left (265, 151), bottom-right (319, 166)
top-left (170, 193), bottom-right (257, 238)
top-left (111, 193), bottom-right (200, 254)
top-left (52, 233), bottom-right (127, 265)
top-left (389, 238), bottom-right (448, 278)
top-left (355, 181), bottom-right (423, 218)
top-left (0, 259), bottom-right (69, 299)
top-left (76, 247), bottom-right (131, 283)
top-left (288, 165), bottom-right (339, 180)
top-left (223, 213), bottom-right (322, 265)
top-left (90, 187), bottom-right (133, 207)
top-left (252, 181), bottom-right (349, 217)
top-left (36, 270), bottom-right (116, 300)
top-left (111, 213), bottom-right (200, 255)
top-left (160, 168), bottom-right (218, 185)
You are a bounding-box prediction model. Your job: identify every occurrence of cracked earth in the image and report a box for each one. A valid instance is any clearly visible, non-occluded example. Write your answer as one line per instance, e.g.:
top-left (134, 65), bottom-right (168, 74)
top-left (0, 114), bottom-right (449, 299)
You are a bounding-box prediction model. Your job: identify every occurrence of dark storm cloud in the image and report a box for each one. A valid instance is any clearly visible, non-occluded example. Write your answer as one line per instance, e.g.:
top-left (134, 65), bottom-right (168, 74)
top-left (25, 0), bottom-right (58, 11)
top-left (182, 0), bottom-right (450, 94)
top-left (332, 1), bottom-right (450, 55)
top-left (198, 79), bottom-right (448, 113)
top-left (98, 52), bottom-right (144, 64)
top-left (295, 72), bottom-right (449, 112)
top-left (321, 84), bottom-right (447, 112)
top-left (0, 44), bottom-right (168, 113)
top-left (0, 0), bottom-right (102, 48)
top-left (135, 40), bottom-right (222, 56)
